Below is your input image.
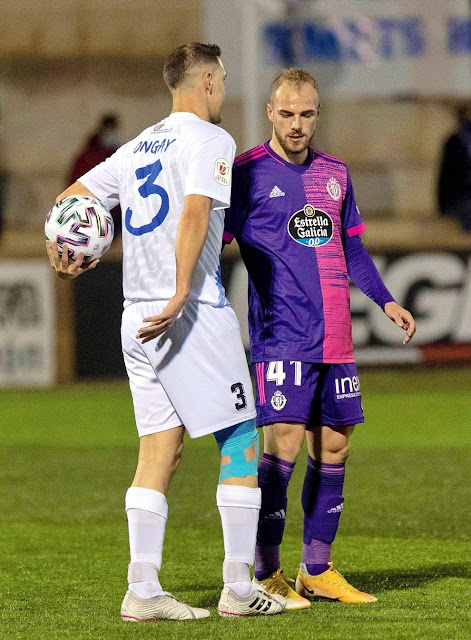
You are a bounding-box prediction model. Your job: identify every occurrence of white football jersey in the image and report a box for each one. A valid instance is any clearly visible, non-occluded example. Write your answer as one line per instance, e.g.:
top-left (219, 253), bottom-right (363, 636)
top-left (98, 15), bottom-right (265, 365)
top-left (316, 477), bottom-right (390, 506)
top-left (79, 112), bottom-right (235, 307)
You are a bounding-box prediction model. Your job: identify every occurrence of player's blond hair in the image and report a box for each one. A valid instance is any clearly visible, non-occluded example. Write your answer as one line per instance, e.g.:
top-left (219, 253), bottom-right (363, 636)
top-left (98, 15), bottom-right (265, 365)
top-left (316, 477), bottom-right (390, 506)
top-left (270, 68), bottom-right (319, 103)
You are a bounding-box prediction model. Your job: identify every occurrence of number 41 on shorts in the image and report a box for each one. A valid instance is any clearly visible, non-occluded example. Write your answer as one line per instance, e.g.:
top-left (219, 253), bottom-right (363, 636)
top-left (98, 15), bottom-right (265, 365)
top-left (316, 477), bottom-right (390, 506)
top-left (266, 361), bottom-right (301, 386)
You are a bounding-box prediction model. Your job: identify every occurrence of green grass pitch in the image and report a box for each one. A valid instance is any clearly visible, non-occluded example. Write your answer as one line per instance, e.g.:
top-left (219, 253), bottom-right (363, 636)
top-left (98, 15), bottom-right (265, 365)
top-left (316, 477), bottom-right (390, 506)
top-left (1, 368), bottom-right (470, 639)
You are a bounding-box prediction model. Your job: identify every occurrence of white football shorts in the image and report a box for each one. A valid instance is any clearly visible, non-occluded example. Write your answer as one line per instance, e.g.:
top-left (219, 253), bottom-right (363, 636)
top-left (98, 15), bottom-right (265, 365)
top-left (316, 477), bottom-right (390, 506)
top-left (121, 300), bottom-right (256, 438)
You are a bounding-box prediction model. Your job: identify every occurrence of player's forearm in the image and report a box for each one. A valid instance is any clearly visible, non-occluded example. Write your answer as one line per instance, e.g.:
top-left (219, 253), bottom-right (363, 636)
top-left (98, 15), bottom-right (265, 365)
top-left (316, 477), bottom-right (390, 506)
top-left (174, 202), bottom-right (210, 300)
top-left (56, 181), bottom-right (98, 204)
top-left (345, 235), bottom-right (394, 309)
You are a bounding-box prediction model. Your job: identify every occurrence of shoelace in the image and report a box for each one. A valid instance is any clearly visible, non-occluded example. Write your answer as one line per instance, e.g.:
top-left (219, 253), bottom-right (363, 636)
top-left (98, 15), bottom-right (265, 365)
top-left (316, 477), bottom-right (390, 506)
top-left (262, 570), bottom-right (295, 596)
top-left (319, 563), bottom-right (357, 592)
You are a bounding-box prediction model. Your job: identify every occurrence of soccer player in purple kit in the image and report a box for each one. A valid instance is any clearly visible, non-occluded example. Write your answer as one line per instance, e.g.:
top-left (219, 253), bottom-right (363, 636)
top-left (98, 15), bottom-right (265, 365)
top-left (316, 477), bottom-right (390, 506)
top-left (223, 68), bottom-right (416, 609)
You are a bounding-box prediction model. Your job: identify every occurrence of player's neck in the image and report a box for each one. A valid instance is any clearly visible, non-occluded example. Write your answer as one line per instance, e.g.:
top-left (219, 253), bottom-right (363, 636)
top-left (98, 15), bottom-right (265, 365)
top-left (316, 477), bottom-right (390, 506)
top-left (269, 136), bottom-right (309, 166)
top-left (171, 94), bottom-right (211, 123)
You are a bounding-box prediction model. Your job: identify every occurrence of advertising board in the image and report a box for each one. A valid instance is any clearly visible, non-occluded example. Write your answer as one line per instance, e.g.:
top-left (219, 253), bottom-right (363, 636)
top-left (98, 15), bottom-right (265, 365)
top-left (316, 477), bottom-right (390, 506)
top-left (0, 261), bottom-right (55, 387)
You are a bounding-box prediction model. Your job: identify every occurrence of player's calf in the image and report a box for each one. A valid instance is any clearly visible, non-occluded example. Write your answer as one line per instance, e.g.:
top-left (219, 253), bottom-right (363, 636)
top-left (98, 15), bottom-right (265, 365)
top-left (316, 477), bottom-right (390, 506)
top-left (215, 420), bottom-right (259, 594)
top-left (214, 420), bottom-right (285, 613)
top-left (132, 427), bottom-right (185, 494)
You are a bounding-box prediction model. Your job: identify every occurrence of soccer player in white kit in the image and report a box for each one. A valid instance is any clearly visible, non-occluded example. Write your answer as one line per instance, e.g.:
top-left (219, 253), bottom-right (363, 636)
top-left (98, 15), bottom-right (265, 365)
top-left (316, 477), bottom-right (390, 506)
top-left (46, 43), bottom-right (285, 621)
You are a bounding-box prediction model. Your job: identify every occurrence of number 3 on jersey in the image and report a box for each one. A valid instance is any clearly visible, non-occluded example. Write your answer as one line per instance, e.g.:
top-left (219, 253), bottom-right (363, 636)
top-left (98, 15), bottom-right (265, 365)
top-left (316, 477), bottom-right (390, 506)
top-left (125, 158), bottom-right (169, 236)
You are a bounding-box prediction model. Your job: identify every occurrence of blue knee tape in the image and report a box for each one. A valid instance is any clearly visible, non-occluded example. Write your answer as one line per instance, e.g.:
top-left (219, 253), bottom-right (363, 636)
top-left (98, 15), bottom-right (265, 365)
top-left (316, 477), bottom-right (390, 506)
top-left (214, 419), bottom-right (259, 481)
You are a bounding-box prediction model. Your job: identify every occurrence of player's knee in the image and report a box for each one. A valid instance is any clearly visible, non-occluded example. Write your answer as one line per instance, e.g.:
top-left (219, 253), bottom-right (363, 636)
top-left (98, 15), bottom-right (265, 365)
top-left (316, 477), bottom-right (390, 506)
top-left (324, 439), bottom-right (350, 463)
top-left (337, 442), bottom-right (350, 463)
top-left (214, 419), bottom-right (259, 482)
top-left (319, 426), bottom-right (354, 463)
top-left (267, 424), bottom-right (304, 462)
top-left (276, 440), bottom-right (303, 462)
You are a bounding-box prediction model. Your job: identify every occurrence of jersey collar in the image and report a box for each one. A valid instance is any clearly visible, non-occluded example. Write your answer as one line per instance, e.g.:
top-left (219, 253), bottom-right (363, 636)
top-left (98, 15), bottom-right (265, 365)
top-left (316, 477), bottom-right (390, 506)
top-left (263, 141), bottom-right (314, 173)
top-left (167, 112), bottom-right (202, 121)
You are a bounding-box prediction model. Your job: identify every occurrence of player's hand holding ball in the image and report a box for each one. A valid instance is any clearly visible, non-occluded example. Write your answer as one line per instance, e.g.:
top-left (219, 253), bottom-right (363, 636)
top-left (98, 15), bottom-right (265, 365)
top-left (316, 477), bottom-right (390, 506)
top-left (46, 239), bottom-right (99, 280)
top-left (45, 194), bottom-right (114, 279)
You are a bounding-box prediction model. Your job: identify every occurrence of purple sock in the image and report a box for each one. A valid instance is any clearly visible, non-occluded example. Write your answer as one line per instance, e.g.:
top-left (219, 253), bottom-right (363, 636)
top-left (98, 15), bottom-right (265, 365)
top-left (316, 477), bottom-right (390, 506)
top-left (301, 456), bottom-right (345, 576)
top-left (255, 453), bottom-right (295, 580)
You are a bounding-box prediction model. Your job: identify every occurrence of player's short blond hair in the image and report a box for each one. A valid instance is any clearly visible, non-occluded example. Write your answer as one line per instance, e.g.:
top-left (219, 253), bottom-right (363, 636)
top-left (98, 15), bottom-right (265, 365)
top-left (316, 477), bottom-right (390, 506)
top-left (270, 68), bottom-right (319, 104)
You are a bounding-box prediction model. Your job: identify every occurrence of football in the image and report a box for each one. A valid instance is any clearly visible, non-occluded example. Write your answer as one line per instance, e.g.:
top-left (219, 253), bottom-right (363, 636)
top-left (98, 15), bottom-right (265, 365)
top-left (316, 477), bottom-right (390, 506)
top-left (45, 195), bottom-right (114, 265)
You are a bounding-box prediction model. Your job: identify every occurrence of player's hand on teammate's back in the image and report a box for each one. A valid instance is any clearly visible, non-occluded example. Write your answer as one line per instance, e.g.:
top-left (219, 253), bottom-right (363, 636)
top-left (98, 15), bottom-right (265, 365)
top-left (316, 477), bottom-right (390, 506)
top-left (384, 301), bottom-right (416, 345)
top-left (137, 294), bottom-right (187, 343)
top-left (46, 240), bottom-right (99, 280)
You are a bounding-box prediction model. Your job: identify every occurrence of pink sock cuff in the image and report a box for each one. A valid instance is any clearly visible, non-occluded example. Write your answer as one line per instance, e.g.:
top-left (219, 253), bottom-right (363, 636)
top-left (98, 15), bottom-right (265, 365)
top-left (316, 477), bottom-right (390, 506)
top-left (307, 456), bottom-right (345, 475)
top-left (261, 453), bottom-right (295, 471)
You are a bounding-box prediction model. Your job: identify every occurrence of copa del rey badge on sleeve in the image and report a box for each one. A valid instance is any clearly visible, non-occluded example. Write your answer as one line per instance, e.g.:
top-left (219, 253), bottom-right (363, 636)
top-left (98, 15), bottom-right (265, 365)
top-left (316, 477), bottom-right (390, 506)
top-left (214, 158), bottom-right (231, 186)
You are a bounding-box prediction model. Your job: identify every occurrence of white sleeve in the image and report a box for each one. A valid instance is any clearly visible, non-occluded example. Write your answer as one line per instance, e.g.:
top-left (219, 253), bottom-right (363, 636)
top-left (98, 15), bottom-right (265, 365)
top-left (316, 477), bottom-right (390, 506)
top-left (184, 134), bottom-right (236, 209)
top-left (78, 150), bottom-right (121, 210)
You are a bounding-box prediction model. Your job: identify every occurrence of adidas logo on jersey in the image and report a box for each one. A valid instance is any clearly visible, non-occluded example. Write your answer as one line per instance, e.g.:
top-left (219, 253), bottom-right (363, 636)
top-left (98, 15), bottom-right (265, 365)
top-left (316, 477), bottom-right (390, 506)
top-left (327, 504), bottom-right (344, 514)
top-left (269, 186), bottom-right (285, 198)
top-left (265, 509), bottom-right (286, 520)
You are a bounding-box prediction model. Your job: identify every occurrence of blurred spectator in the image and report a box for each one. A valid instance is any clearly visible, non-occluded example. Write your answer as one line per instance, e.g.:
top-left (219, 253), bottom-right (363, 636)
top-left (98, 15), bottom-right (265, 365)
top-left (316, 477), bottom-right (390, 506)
top-left (0, 107), bottom-right (7, 240)
top-left (68, 113), bottom-right (122, 234)
top-left (438, 104), bottom-right (471, 232)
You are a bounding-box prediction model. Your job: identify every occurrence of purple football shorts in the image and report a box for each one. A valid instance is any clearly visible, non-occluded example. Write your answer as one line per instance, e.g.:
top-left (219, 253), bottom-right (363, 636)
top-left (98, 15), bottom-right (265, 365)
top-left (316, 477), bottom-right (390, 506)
top-left (253, 361), bottom-right (364, 428)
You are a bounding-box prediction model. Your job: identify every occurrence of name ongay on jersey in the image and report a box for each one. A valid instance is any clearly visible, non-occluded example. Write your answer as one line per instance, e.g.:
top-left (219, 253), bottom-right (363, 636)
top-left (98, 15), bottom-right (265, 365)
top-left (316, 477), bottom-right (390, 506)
top-left (287, 204), bottom-right (334, 248)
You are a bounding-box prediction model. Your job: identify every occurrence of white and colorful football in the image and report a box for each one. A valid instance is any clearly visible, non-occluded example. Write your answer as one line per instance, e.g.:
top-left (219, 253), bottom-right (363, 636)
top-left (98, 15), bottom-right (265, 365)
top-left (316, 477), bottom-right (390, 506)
top-left (45, 195), bottom-right (114, 265)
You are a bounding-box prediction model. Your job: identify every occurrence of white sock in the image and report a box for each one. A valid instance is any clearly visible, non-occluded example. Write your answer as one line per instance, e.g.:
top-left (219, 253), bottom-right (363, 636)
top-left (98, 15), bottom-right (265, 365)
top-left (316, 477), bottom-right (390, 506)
top-left (125, 487), bottom-right (168, 599)
top-left (223, 570), bottom-right (253, 597)
top-left (217, 484), bottom-right (261, 597)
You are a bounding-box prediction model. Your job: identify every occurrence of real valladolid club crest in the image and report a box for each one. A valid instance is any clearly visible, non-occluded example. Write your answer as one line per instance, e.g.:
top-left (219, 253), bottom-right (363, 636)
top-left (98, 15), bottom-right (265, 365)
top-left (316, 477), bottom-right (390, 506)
top-left (287, 205), bottom-right (334, 248)
top-left (327, 177), bottom-right (341, 201)
top-left (271, 390), bottom-right (287, 411)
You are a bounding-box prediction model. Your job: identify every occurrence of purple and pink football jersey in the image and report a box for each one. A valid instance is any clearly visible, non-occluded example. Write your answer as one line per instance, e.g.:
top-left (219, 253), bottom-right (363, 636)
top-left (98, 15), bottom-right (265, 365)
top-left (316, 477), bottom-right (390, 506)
top-left (224, 141), bottom-right (366, 364)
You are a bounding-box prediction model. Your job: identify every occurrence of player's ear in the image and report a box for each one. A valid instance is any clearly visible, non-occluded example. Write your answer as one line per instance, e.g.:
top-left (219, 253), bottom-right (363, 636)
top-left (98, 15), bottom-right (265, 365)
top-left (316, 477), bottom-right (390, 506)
top-left (206, 71), bottom-right (214, 95)
top-left (267, 103), bottom-right (274, 122)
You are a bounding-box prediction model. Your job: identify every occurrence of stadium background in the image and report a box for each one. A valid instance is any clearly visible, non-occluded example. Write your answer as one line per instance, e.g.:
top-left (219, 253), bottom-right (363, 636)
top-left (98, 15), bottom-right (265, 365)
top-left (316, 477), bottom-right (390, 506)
top-left (0, 1), bottom-right (470, 638)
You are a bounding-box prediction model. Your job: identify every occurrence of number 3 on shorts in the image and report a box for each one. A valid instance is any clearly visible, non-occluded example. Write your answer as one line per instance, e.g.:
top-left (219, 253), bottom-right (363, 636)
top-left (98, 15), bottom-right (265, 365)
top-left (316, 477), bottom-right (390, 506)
top-left (266, 361), bottom-right (302, 386)
top-left (231, 382), bottom-right (247, 410)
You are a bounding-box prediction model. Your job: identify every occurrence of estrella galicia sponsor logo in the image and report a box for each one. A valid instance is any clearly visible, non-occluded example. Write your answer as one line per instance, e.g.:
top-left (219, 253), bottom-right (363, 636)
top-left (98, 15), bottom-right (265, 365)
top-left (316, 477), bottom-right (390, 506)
top-left (334, 376), bottom-right (361, 399)
top-left (287, 205), bottom-right (334, 248)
